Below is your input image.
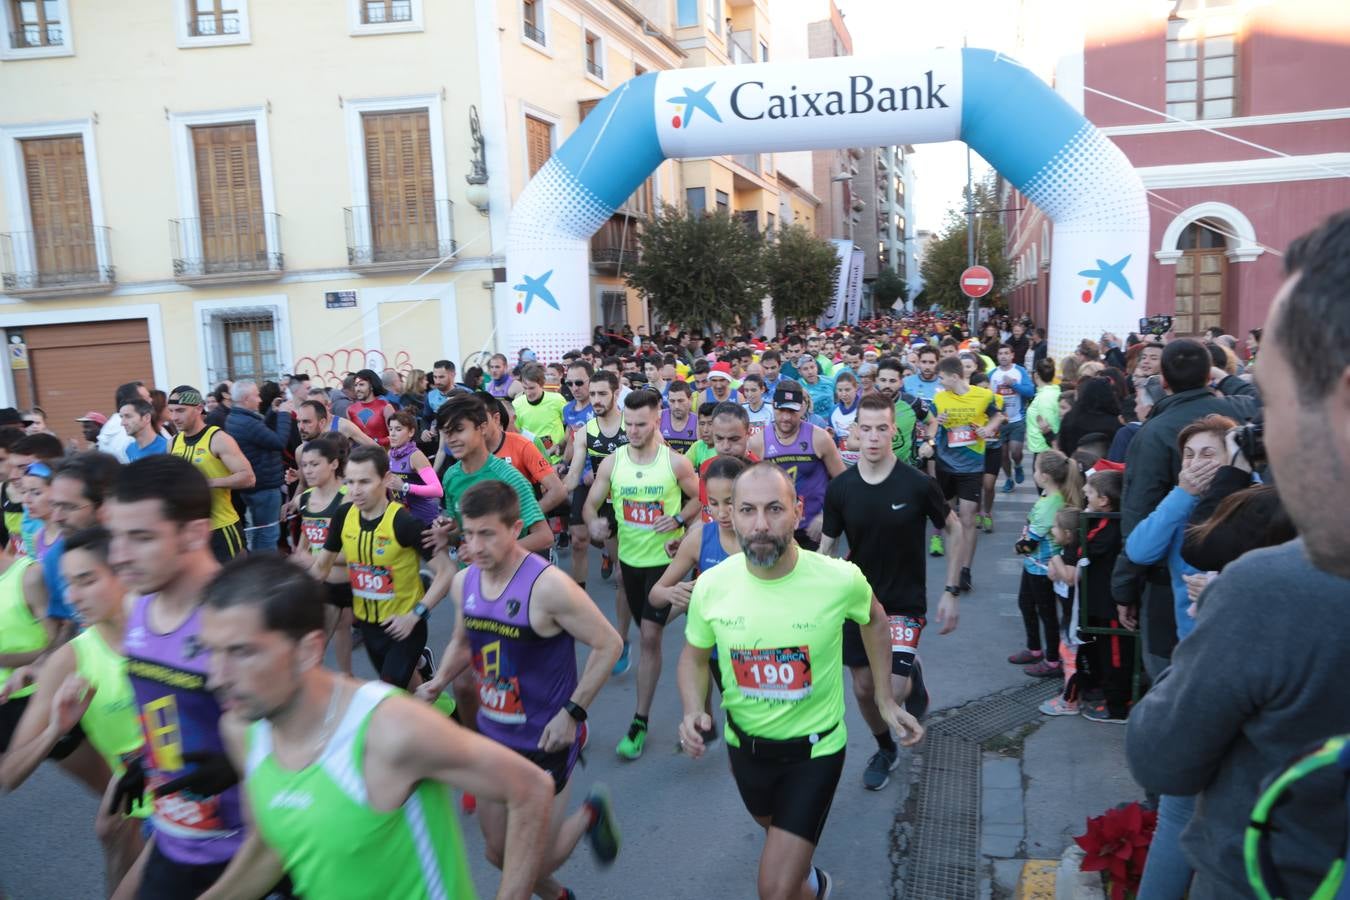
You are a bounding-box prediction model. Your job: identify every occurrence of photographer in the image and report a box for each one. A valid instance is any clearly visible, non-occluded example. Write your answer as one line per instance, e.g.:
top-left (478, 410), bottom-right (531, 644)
top-left (1126, 210), bottom-right (1350, 900)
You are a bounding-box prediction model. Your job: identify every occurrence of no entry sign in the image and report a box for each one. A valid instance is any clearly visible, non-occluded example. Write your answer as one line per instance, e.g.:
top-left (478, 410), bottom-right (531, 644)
top-left (960, 265), bottom-right (994, 299)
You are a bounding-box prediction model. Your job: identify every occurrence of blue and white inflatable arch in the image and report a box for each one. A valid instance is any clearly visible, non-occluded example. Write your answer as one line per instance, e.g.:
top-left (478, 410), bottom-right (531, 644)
top-left (501, 48), bottom-right (1147, 359)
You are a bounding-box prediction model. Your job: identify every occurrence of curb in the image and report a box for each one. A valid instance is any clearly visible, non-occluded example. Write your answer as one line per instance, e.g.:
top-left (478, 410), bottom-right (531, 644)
top-left (1014, 859), bottom-right (1057, 900)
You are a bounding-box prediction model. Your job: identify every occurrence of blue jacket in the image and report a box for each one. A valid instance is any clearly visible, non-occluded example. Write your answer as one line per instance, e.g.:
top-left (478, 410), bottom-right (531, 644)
top-left (225, 407), bottom-right (291, 490)
top-left (1124, 485), bottom-right (1201, 640)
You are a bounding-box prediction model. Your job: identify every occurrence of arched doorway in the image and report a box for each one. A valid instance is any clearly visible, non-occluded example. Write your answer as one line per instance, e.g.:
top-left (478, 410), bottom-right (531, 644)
top-left (1173, 219), bottom-right (1227, 335)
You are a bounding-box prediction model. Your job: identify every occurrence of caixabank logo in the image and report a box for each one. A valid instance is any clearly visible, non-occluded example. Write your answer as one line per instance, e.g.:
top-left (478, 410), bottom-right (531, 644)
top-left (667, 83), bottom-right (721, 129)
top-left (513, 270), bottom-right (558, 315)
top-left (666, 71), bottom-right (950, 130)
top-left (1077, 254), bottom-right (1134, 304)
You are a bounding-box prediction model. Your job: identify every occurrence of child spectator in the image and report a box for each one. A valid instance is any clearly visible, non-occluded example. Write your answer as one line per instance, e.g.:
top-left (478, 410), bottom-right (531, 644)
top-left (1076, 468), bottom-right (1131, 723)
top-left (1041, 507), bottom-right (1084, 714)
top-left (1010, 449), bottom-right (1084, 677)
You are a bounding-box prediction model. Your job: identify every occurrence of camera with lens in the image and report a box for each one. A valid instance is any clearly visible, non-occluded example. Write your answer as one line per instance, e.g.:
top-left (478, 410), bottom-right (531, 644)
top-left (1232, 418), bottom-right (1265, 469)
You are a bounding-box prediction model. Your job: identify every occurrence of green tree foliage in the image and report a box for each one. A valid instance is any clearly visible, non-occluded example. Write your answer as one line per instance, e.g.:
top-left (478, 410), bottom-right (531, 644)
top-left (626, 204), bottom-right (767, 330)
top-left (872, 266), bottom-right (908, 310)
top-left (764, 223), bottom-right (841, 324)
top-left (919, 176), bottom-right (1011, 311)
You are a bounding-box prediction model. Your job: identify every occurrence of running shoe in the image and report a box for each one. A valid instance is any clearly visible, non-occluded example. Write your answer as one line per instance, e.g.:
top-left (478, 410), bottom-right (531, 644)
top-left (980, 514), bottom-right (993, 533)
top-left (616, 719), bottom-right (647, 760)
top-left (959, 567), bottom-right (973, 594)
top-left (928, 534), bottom-right (944, 557)
top-left (1001, 478), bottom-right (1016, 493)
top-left (601, 552), bottom-right (614, 580)
top-left (558, 530), bottom-right (571, 549)
top-left (1023, 659), bottom-right (1063, 678)
top-left (1007, 648), bottom-right (1043, 665)
top-left (1080, 703), bottom-right (1129, 725)
top-left (1014, 466), bottom-right (1025, 484)
top-left (905, 658), bottom-right (930, 721)
top-left (863, 747), bottom-right (898, 791)
top-left (1038, 696), bottom-right (1079, 716)
top-left (418, 647), bottom-right (435, 683)
top-left (584, 784), bottom-right (621, 865)
top-left (611, 641), bottom-right (631, 676)
top-left (813, 867), bottom-right (834, 900)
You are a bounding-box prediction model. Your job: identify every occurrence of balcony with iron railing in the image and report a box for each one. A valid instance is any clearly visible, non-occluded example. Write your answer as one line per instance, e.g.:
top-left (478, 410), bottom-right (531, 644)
top-left (172, 213), bottom-right (283, 283)
top-left (1, 225), bottom-right (115, 296)
top-left (586, 58), bottom-right (604, 79)
top-left (590, 216), bottom-right (640, 274)
top-left (523, 21), bottom-right (545, 44)
top-left (345, 199), bottom-right (456, 271)
top-left (9, 24), bottom-right (64, 48)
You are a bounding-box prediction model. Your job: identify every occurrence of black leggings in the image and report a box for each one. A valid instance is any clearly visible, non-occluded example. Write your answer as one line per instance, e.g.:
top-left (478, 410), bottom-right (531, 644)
top-left (1017, 570), bottom-right (1060, 661)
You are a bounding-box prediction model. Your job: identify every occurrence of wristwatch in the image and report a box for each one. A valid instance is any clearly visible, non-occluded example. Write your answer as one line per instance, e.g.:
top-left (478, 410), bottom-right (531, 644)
top-left (413, 602), bottom-right (429, 619)
top-left (943, 585), bottom-right (961, 596)
top-left (673, 512), bottom-right (686, 528)
top-left (563, 701), bottom-right (588, 722)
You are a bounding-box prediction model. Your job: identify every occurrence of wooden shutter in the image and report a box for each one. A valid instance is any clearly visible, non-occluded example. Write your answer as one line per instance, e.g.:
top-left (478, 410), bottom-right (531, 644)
top-left (362, 110), bottom-right (437, 260)
top-left (578, 99), bottom-right (600, 121)
top-left (192, 123), bottom-right (266, 272)
top-left (525, 116), bottom-right (552, 178)
top-left (21, 136), bottom-right (95, 283)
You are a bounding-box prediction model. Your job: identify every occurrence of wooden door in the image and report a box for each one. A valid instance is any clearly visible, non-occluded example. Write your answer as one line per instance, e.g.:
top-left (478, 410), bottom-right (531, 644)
top-left (362, 110), bottom-right (437, 260)
top-left (21, 136), bottom-right (96, 284)
top-left (193, 123), bottom-right (266, 272)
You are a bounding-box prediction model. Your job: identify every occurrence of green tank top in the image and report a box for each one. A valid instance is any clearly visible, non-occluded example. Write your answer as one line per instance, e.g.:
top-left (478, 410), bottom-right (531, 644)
top-left (609, 444), bottom-right (684, 568)
top-left (245, 682), bottom-right (475, 900)
top-left (0, 557), bottom-right (43, 697)
top-left (71, 627), bottom-right (151, 817)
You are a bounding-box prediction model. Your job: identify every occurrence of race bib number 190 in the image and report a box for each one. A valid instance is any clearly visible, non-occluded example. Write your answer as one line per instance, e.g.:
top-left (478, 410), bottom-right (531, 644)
top-left (730, 646), bottom-right (812, 701)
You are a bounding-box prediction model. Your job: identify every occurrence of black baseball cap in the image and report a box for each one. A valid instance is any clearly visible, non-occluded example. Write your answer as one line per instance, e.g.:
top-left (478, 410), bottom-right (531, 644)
top-left (168, 385), bottom-right (203, 406)
top-left (773, 383), bottom-right (804, 411)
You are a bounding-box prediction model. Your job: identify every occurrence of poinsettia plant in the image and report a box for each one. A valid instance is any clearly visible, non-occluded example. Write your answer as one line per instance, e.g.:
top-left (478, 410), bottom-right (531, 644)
top-left (1074, 801), bottom-right (1158, 900)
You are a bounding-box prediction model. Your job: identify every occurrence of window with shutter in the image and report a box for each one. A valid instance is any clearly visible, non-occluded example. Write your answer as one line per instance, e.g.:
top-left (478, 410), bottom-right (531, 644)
top-left (20, 136), bottom-right (96, 284)
top-left (362, 110), bottom-right (438, 261)
top-left (192, 123), bottom-right (267, 273)
top-left (9, 0), bottom-right (64, 47)
top-left (525, 115), bottom-right (553, 178)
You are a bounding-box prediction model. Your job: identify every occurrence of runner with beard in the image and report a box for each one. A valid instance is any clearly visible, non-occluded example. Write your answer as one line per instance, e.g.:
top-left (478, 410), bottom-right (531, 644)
top-left (346, 369), bottom-right (395, 448)
top-left (678, 463), bottom-right (923, 900)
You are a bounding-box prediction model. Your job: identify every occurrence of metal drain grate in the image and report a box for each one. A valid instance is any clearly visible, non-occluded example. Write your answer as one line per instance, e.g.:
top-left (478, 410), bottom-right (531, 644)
top-left (904, 732), bottom-right (983, 899)
top-left (898, 680), bottom-right (1060, 900)
top-left (928, 680), bottom-right (1060, 744)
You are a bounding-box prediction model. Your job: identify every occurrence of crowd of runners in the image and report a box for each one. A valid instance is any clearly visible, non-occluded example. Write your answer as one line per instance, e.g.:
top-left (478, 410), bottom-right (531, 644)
top-left (0, 210), bottom-right (1348, 900)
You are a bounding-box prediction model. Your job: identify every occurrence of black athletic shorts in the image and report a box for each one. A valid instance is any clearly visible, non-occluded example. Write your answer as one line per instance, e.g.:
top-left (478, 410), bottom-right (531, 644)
top-left (516, 721), bottom-right (587, 795)
top-left (983, 444), bottom-right (1005, 476)
top-left (0, 694), bottom-right (84, 758)
top-left (356, 617), bottom-right (428, 688)
top-left (138, 842), bottom-right (230, 900)
top-left (568, 484), bottom-right (589, 527)
top-left (324, 581), bottom-right (353, 609)
top-left (209, 523), bottom-right (245, 565)
top-left (841, 616), bottom-right (925, 678)
top-left (619, 562), bottom-right (671, 626)
top-left (935, 466), bottom-right (983, 504)
top-left (728, 744), bottom-right (845, 844)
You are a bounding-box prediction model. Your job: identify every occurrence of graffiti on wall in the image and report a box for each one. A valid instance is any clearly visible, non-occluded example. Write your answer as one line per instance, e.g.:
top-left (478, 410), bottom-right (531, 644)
top-left (292, 348), bottom-right (414, 389)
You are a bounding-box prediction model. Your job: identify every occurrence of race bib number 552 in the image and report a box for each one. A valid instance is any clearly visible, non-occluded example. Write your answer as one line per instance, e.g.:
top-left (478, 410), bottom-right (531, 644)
top-left (730, 646), bottom-right (812, 701)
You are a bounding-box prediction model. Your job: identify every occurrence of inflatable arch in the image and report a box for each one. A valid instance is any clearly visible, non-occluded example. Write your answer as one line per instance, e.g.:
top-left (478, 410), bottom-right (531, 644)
top-left (500, 48), bottom-right (1148, 359)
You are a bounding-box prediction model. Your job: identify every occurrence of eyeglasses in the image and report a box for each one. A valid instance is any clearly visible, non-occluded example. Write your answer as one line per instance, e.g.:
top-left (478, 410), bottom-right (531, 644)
top-left (567, 380), bottom-right (587, 387)
top-left (51, 501), bottom-right (92, 515)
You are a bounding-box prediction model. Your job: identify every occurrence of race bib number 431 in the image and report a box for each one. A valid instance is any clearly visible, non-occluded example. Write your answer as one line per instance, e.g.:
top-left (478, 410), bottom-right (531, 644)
top-left (622, 499), bottom-right (663, 529)
top-left (730, 646), bottom-right (812, 701)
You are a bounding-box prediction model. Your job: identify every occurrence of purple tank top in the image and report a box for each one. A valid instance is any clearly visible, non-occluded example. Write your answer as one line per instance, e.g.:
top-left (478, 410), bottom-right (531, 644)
top-left (462, 553), bottom-right (577, 751)
top-left (124, 595), bottom-right (243, 865)
top-left (762, 421), bottom-right (829, 521)
top-left (660, 407), bottom-right (697, 454)
top-left (388, 442), bottom-right (439, 524)
top-left (488, 374), bottom-right (514, 398)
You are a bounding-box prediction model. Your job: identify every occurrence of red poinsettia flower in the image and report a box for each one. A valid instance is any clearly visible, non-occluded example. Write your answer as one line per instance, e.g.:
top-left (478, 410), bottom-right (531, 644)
top-left (1074, 802), bottom-right (1158, 900)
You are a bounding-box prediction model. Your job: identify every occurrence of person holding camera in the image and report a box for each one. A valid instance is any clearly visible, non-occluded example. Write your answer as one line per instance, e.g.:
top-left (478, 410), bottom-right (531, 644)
top-left (1126, 210), bottom-right (1350, 900)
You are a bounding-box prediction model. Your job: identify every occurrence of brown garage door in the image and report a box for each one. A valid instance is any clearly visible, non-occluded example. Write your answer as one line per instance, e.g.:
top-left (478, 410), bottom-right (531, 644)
top-left (11, 320), bottom-right (153, 443)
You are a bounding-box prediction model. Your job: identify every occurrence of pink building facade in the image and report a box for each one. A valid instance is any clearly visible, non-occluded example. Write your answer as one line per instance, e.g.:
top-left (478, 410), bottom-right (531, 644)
top-left (1006, 1), bottom-right (1350, 346)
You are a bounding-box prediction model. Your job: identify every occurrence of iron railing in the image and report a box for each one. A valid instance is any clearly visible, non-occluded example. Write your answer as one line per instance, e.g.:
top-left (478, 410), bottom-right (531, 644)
top-left (523, 22), bottom-right (545, 44)
top-left (9, 24), bottom-right (63, 48)
top-left (187, 14), bottom-right (241, 36)
top-left (361, 1), bottom-right (413, 24)
top-left (585, 59), bottom-right (603, 78)
top-left (171, 213), bottom-right (283, 279)
top-left (590, 217), bottom-right (639, 272)
top-left (345, 199), bottom-right (455, 268)
top-left (1, 226), bottom-right (114, 293)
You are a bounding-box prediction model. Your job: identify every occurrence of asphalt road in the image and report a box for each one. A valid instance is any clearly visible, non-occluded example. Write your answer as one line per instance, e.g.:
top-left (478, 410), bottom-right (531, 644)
top-left (0, 483), bottom-right (1044, 900)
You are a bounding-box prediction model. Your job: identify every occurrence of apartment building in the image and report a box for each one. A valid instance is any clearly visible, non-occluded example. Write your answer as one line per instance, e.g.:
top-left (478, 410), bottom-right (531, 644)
top-left (0, 0), bottom-right (493, 435)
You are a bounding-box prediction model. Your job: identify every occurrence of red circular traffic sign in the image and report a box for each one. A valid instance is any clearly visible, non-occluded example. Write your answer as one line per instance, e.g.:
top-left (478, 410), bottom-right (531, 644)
top-left (960, 265), bottom-right (994, 299)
